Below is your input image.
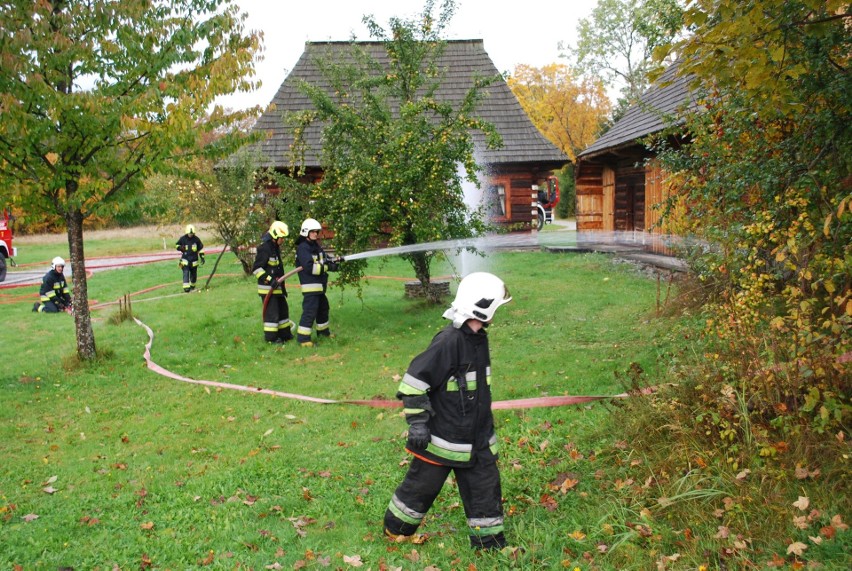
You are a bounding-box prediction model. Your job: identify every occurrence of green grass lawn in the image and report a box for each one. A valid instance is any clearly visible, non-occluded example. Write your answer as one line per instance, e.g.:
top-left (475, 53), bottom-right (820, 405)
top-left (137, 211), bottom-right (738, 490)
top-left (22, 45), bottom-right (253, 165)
top-left (1, 246), bottom-right (695, 570)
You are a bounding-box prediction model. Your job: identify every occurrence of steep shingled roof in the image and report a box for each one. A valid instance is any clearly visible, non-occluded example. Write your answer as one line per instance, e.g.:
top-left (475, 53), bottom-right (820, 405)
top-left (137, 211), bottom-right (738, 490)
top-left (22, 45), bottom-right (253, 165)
top-left (250, 39), bottom-right (567, 169)
top-left (578, 61), bottom-right (699, 159)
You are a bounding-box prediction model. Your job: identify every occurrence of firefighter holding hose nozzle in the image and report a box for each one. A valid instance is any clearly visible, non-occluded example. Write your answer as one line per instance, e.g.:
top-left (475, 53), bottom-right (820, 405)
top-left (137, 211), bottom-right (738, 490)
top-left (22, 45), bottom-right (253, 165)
top-left (33, 256), bottom-right (72, 314)
top-left (294, 218), bottom-right (343, 347)
top-left (384, 272), bottom-right (512, 550)
top-left (253, 221), bottom-right (294, 344)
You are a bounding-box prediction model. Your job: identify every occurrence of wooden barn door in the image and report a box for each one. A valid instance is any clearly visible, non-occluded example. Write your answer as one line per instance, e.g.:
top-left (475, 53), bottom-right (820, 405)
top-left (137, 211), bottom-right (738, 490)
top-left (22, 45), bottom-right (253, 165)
top-left (602, 166), bottom-right (614, 231)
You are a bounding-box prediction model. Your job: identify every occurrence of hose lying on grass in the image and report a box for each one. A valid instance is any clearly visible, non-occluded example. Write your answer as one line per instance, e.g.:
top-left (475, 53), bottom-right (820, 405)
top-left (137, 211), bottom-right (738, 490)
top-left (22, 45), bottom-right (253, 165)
top-left (134, 317), bottom-right (639, 410)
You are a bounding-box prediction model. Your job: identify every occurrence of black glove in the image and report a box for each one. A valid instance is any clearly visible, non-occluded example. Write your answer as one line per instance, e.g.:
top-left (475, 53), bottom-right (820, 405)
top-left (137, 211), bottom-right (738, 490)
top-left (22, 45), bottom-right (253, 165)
top-left (407, 423), bottom-right (430, 449)
top-left (199, 253), bottom-right (205, 265)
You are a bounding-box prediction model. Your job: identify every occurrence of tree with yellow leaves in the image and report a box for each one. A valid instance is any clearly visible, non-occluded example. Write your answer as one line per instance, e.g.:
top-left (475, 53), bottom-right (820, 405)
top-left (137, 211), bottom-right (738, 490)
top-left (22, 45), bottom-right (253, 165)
top-left (507, 64), bottom-right (611, 161)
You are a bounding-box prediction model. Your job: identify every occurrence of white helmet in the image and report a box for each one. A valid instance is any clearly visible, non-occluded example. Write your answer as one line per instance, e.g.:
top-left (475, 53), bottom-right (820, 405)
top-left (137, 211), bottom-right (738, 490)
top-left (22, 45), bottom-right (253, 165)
top-left (300, 218), bottom-right (322, 237)
top-left (185, 224), bottom-right (196, 235)
top-left (269, 220), bottom-right (289, 239)
top-left (51, 256), bottom-right (66, 270)
top-left (443, 272), bottom-right (512, 328)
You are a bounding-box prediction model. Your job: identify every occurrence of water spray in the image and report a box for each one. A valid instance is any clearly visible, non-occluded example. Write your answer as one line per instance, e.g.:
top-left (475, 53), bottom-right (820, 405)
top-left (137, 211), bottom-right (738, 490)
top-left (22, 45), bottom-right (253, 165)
top-left (339, 229), bottom-right (708, 264)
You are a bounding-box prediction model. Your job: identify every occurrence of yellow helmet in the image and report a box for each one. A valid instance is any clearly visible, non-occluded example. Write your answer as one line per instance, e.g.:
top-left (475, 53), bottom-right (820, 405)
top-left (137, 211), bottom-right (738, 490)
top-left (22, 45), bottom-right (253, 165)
top-left (185, 224), bottom-right (196, 235)
top-left (269, 221), bottom-right (289, 239)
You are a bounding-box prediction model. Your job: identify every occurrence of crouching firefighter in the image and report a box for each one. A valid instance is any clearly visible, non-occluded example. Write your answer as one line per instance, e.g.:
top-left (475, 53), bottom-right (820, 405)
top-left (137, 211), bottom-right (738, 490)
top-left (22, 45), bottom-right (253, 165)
top-left (176, 224), bottom-right (204, 292)
top-left (294, 218), bottom-right (342, 347)
top-left (384, 272), bottom-right (513, 550)
top-left (252, 221), bottom-right (294, 344)
top-left (34, 256), bottom-right (72, 313)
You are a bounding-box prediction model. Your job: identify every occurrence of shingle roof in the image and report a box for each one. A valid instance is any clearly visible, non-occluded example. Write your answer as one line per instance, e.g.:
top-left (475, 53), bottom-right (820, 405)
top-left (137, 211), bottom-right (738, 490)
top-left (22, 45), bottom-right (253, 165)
top-left (250, 39), bottom-right (567, 169)
top-left (578, 61), bottom-right (699, 158)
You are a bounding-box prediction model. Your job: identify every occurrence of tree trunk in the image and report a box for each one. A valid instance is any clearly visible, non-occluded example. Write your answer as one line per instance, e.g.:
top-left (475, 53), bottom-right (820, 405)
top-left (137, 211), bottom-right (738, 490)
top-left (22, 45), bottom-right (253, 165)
top-left (410, 251), bottom-right (442, 304)
top-left (66, 205), bottom-right (97, 360)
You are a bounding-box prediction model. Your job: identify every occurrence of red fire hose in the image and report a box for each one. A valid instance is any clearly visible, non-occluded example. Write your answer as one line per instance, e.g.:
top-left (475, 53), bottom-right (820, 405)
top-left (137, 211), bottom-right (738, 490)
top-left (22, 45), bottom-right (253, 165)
top-left (261, 266), bottom-right (302, 320)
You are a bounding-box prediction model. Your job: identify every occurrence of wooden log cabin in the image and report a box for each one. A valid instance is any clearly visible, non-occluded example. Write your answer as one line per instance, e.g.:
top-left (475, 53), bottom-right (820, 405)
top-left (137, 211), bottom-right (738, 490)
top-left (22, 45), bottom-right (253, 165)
top-left (249, 40), bottom-right (568, 229)
top-left (575, 62), bottom-right (697, 236)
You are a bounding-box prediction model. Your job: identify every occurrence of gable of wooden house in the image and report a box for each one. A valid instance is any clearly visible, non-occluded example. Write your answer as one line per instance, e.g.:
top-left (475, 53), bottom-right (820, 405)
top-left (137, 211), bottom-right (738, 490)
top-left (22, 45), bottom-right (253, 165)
top-left (575, 61), bottom-right (699, 234)
top-left (250, 39), bottom-right (568, 229)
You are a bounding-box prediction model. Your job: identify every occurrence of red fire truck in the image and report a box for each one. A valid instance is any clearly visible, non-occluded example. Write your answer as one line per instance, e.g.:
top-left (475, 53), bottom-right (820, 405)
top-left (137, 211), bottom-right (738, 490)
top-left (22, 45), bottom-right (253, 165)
top-left (0, 208), bottom-right (17, 282)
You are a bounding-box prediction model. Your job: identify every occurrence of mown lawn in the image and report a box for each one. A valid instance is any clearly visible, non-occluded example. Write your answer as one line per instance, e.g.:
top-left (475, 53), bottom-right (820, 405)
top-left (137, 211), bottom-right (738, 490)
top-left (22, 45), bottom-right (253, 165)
top-left (1, 244), bottom-right (696, 570)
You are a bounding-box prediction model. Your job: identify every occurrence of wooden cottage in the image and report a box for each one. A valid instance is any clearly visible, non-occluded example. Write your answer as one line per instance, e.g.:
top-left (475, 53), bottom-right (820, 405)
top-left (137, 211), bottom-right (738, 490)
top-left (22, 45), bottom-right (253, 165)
top-left (575, 63), bottom-right (697, 234)
top-left (250, 40), bottom-right (568, 229)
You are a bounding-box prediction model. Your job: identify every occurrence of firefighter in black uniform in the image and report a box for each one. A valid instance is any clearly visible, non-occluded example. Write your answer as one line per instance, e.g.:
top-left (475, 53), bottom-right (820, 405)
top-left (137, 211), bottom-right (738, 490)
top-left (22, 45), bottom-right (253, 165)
top-left (176, 224), bottom-right (205, 293)
top-left (252, 221), bottom-right (294, 344)
top-left (294, 218), bottom-right (341, 347)
top-left (384, 272), bottom-right (513, 550)
top-left (34, 256), bottom-right (72, 313)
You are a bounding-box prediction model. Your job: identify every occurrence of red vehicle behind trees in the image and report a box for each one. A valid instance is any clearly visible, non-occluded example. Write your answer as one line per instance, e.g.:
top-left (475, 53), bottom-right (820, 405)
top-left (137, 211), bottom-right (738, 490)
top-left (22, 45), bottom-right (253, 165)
top-left (534, 176), bottom-right (560, 230)
top-left (0, 208), bottom-right (18, 282)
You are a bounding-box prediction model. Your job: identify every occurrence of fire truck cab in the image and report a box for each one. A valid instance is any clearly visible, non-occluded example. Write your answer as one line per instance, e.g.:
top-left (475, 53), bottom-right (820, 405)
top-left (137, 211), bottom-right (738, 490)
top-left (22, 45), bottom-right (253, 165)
top-left (0, 208), bottom-right (18, 282)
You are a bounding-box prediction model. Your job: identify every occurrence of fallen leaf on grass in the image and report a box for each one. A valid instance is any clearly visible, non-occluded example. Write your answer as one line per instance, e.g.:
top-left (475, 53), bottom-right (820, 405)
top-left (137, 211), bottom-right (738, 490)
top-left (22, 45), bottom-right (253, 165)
top-left (342, 554), bottom-right (363, 567)
top-left (735, 469), bottom-right (751, 481)
top-left (569, 530), bottom-right (586, 541)
top-left (714, 526), bottom-right (730, 539)
top-left (792, 496), bottom-right (809, 511)
top-left (819, 525), bottom-right (836, 539)
top-left (808, 535), bottom-right (823, 545)
top-left (831, 514), bottom-right (848, 531)
top-left (404, 549), bottom-right (420, 562)
top-left (22, 513), bottom-right (38, 522)
top-left (265, 564), bottom-right (283, 570)
top-left (792, 515), bottom-right (808, 530)
top-left (539, 494), bottom-right (558, 511)
top-left (140, 522), bottom-right (154, 530)
top-left (786, 541), bottom-right (807, 556)
top-left (42, 486), bottom-right (57, 494)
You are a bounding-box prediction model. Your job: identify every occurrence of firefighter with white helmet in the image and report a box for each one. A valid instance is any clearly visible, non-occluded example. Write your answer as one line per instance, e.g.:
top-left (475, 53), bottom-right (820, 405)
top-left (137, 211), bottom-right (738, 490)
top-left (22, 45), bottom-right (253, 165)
top-left (252, 221), bottom-right (294, 344)
top-left (384, 272), bottom-right (512, 549)
top-left (34, 256), bottom-right (72, 313)
top-left (294, 218), bottom-right (342, 347)
top-left (175, 224), bottom-right (204, 292)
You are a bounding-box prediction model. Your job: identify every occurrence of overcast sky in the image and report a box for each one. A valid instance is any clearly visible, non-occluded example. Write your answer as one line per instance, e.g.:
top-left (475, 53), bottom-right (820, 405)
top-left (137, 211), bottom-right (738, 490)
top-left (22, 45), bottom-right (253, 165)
top-left (218, 0), bottom-right (599, 111)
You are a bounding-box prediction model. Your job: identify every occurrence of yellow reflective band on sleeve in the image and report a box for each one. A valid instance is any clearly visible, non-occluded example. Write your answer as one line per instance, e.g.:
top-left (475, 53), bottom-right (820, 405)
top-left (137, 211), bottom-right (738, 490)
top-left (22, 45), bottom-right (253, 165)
top-left (301, 283), bottom-right (324, 293)
top-left (253, 268), bottom-right (266, 277)
top-left (403, 408), bottom-right (426, 415)
top-left (399, 373), bottom-right (429, 395)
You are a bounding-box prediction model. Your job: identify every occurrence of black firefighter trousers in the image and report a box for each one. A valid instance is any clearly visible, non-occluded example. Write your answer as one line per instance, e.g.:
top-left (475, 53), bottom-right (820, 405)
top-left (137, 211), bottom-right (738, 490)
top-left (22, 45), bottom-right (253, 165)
top-left (384, 455), bottom-right (506, 549)
top-left (260, 292), bottom-right (293, 343)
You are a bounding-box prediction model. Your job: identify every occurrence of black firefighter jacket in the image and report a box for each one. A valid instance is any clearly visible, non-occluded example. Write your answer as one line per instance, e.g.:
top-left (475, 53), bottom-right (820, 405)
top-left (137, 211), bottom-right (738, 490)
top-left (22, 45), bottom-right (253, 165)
top-left (396, 323), bottom-right (498, 468)
top-left (295, 237), bottom-right (338, 295)
top-left (39, 269), bottom-right (71, 308)
top-left (252, 233), bottom-right (286, 296)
